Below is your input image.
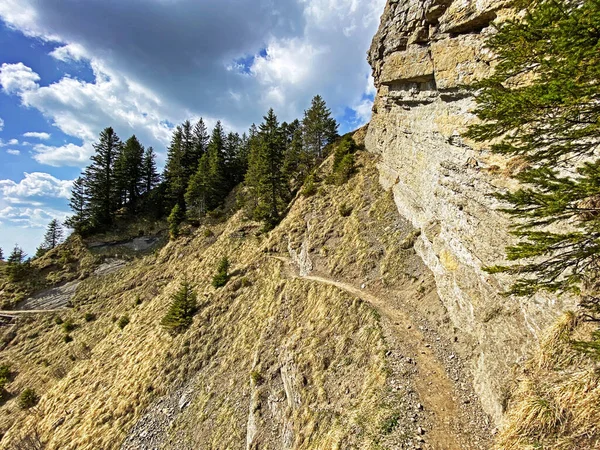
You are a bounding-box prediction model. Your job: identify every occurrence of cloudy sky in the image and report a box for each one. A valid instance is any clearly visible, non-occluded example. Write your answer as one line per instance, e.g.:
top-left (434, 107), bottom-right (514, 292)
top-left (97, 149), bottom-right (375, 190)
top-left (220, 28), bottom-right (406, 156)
top-left (0, 0), bottom-right (384, 255)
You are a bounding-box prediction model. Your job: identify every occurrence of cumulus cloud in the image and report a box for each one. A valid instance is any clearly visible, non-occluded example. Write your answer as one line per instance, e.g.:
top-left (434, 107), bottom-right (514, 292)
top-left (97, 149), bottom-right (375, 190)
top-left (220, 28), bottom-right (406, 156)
top-left (0, 0), bottom-right (385, 164)
top-left (0, 62), bottom-right (40, 94)
top-left (0, 117), bottom-right (3, 131)
top-left (0, 172), bottom-right (73, 201)
top-left (0, 205), bottom-right (69, 228)
top-left (23, 131), bottom-right (51, 140)
top-left (32, 142), bottom-right (94, 167)
top-left (6, 149), bottom-right (20, 155)
top-left (8, 138), bottom-right (18, 145)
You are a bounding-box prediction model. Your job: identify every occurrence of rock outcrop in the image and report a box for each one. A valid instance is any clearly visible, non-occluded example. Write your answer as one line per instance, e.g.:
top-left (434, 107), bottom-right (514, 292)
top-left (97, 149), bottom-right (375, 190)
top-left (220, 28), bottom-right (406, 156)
top-left (365, 0), bottom-right (576, 423)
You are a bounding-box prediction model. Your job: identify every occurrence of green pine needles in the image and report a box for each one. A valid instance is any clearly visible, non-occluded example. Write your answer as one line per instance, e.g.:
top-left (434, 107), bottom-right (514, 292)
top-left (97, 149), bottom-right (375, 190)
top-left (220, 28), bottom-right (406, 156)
top-left (161, 277), bottom-right (199, 334)
top-left (212, 257), bottom-right (230, 288)
top-left (466, 0), bottom-right (600, 301)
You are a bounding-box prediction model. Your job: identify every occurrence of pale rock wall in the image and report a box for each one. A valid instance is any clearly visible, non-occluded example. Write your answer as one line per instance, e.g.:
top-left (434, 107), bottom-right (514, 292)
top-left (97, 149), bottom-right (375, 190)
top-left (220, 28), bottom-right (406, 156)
top-left (365, 0), bottom-right (575, 423)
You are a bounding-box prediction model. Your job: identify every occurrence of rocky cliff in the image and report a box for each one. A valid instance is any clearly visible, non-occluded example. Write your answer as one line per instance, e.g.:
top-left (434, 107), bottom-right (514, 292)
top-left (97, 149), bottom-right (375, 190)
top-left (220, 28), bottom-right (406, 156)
top-left (365, 0), bottom-right (576, 423)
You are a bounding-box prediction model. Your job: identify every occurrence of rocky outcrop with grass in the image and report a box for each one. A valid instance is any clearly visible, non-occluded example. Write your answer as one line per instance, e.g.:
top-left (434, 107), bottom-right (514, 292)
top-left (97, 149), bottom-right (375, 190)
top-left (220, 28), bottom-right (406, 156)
top-left (365, 0), bottom-right (578, 423)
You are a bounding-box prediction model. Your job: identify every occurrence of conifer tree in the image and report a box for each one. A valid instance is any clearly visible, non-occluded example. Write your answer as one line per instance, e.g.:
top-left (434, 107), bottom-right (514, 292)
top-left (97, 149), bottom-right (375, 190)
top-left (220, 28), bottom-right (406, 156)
top-left (141, 147), bottom-right (160, 194)
top-left (114, 135), bottom-right (144, 212)
top-left (168, 203), bottom-right (185, 239)
top-left (164, 126), bottom-right (186, 208)
top-left (205, 121), bottom-right (227, 210)
top-left (185, 153), bottom-right (210, 218)
top-left (192, 118), bottom-right (209, 164)
top-left (224, 131), bottom-right (244, 187)
top-left (302, 95), bottom-right (338, 160)
top-left (161, 277), bottom-right (198, 334)
top-left (180, 120), bottom-right (196, 180)
top-left (245, 109), bottom-right (287, 227)
top-left (283, 123), bottom-right (311, 191)
top-left (466, 0), bottom-right (600, 301)
top-left (6, 245), bottom-right (27, 282)
top-left (86, 127), bottom-right (123, 226)
top-left (212, 256), bottom-right (230, 288)
top-left (65, 176), bottom-right (90, 232)
top-left (0, 248), bottom-right (3, 262)
top-left (37, 219), bottom-right (64, 256)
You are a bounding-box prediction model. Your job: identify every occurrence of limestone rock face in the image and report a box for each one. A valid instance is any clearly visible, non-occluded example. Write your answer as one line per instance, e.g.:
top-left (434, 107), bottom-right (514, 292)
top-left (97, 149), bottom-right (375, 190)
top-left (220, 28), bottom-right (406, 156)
top-left (365, 0), bottom-right (575, 424)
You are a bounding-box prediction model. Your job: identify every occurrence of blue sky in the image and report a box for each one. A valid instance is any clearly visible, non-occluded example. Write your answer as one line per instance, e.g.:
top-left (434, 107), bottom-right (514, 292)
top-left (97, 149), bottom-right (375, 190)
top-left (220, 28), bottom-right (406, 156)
top-left (0, 0), bottom-right (383, 256)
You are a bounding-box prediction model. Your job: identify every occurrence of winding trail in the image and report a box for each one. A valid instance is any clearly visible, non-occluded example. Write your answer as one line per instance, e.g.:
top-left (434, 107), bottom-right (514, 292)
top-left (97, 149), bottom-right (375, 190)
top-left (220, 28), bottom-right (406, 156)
top-left (271, 255), bottom-right (475, 450)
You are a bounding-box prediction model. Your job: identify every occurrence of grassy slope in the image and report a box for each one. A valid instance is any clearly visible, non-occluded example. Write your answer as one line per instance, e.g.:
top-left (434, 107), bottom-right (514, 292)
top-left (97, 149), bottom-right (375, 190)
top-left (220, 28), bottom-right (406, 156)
top-left (0, 150), bottom-right (415, 449)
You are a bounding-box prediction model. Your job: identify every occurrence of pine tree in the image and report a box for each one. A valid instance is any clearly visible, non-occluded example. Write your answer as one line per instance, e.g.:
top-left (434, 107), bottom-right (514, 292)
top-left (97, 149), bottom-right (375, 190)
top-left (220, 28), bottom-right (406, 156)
top-left (141, 147), bottom-right (160, 194)
top-left (212, 256), bottom-right (230, 288)
top-left (37, 219), bottom-right (64, 256)
top-left (161, 277), bottom-right (198, 334)
top-left (6, 245), bottom-right (27, 282)
top-left (302, 95), bottom-right (338, 160)
top-left (466, 0), bottom-right (600, 302)
top-left (185, 153), bottom-right (210, 218)
top-left (114, 135), bottom-right (144, 212)
top-left (283, 121), bottom-right (311, 192)
top-left (168, 203), bottom-right (185, 239)
top-left (245, 109), bottom-right (287, 228)
top-left (86, 127), bottom-right (123, 226)
top-left (65, 176), bottom-right (90, 232)
top-left (224, 131), bottom-right (244, 187)
top-left (192, 118), bottom-right (209, 165)
top-left (164, 126), bottom-right (186, 209)
top-left (205, 121), bottom-right (227, 210)
top-left (180, 120), bottom-right (196, 180)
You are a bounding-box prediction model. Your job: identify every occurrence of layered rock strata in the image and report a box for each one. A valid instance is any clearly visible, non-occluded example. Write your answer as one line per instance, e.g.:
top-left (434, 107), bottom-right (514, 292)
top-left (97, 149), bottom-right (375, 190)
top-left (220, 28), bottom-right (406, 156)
top-left (365, 0), bottom-right (575, 423)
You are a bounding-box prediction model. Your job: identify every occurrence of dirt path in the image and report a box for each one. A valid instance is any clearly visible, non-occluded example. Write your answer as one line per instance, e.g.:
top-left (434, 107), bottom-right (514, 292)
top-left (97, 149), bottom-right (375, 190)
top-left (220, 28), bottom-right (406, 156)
top-left (272, 255), bottom-right (476, 450)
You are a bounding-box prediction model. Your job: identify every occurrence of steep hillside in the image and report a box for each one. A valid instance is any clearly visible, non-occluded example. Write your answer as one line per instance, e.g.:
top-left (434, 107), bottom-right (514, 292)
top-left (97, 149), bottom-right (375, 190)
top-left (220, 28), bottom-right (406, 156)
top-left (0, 149), bottom-right (491, 449)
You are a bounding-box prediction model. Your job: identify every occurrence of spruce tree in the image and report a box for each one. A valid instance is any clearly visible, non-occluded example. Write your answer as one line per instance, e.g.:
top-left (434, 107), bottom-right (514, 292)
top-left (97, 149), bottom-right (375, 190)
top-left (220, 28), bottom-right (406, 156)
top-left (302, 95), bottom-right (338, 160)
top-left (114, 135), bottom-right (144, 212)
top-left (37, 219), bottom-right (64, 256)
top-left (164, 126), bottom-right (186, 209)
top-left (141, 147), bottom-right (160, 194)
top-left (185, 153), bottom-right (210, 218)
top-left (65, 176), bottom-right (90, 232)
top-left (168, 203), bottom-right (185, 239)
top-left (86, 127), bottom-right (122, 226)
top-left (205, 121), bottom-right (227, 210)
top-left (245, 109), bottom-right (287, 228)
top-left (466, 0), bottom-right (600, 302)
top-left (192, 118), bottom-right (209, 166)
top-left (6, 245), bottom-right (27, 282)
top-left (180, 120), bottom-right (196, 180)
top-left (161, 277), bottom-right (198, 334)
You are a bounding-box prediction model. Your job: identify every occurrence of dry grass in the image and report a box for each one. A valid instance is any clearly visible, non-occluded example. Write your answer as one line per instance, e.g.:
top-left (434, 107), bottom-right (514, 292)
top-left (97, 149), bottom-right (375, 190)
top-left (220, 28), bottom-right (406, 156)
top-left (0, 150), bottom-right (403, 449)
top-left (496, 312), bottom-right (600, 450)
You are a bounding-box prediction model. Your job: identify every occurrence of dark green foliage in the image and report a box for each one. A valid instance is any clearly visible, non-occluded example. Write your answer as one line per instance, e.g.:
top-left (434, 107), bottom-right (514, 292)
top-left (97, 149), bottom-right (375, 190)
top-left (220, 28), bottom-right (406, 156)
top-left (185, 153), bottom-right (210, 219)
top-left (84, 313), bottom-right (96, 322)
top-left (164, 126), bottom-right (186, 209)
top-left (212, 257), bottom-right (230, 288)
top-left (54, 316), bottom-right (63, 325)
top-left (36, 219), bottom-right (64, 257)
top-left (302, 95), bottom-right (339, 159)
top-left (86, 127), bottom-right (123, 226)
top-left (338, 202), bottom-right (353, 217)
top-left (466, 0), bottom-right (600, 298)
top-left (6, 245), bottom-right (28, 282)
top-left (18, 388), bottom-right (39, 409)
top-left (117, 315), bottom-right (130, 329)
top-left (65, 176), bottom-right (90, 233)
top-left (168, 204), bottom-right (185, 239)
top-left (115, 135), bottom-right (145, 212)
top-left (141, 147), bottom-right (160, 195)
top-left (161, 278), bottom-right (198, 333)
top-left (330, 135), bottom-right (357, 185)
top-left (64, 334), bottom-right (73, 343)
top-left (61, 319), bottom-right (76, 333)
top-left (0, 365), bottom-right (11, 399)
top-left (300, 173), bottom-right (317, 197)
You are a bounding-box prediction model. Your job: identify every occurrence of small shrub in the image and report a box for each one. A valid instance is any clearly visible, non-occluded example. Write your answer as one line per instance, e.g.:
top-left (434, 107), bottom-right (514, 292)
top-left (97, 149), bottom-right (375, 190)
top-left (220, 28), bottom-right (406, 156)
top-left (329, 135), bottom-right (357, 185)
top-left (381, 413), bottom-right (400, 434)
top-left (135, 295), bottom-right (143, 306)
top-left (168, 204), bottom-right (185, 240)
top-left (300, 174), bottom-right (317, 197)
top-left (0, 365), bottom-right (11, 380)
top-left (64, 335), bottom-right (73, 343)
top-left (250, 370), bottom-right (263, 385)
top-left (54, 316), bottom-right (64, 325)
top-left (18, 388), bottom-right (39, 409)
top-left (203, 228), bottom-right (214, 238)
top-left (161, 278), bottom-right (198, 334)
top-left (212, 257), bottom-right (230, 288)
top-left (84, 313), bottom-right (96, 322)
top-left (61, 319), bottom-right (76, 333)
top-left (338, 202), bottom-right (353, 217)
top-left (117, 316), bottom-right (130, 330)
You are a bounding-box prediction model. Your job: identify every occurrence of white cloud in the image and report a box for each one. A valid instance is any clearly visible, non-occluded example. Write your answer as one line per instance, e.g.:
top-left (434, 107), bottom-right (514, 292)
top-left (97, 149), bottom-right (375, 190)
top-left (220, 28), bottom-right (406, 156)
top-left (0, 62), bottom-right (40, 94)
top-left (8, 138), bottom-right (19, 145)
top-left (32, 142), bottom-right (94, 167)
top-left (49, 43), bottom-right (88, 62)
top-left (0, 172), bottom-right (73, 200)
top-left (0, 117), bottom-right (4, 131)
top-left (0, 206), bottom-right (69, 228)
top-left (23, 131), bottom-right (51, 140)
top-left (6, 149), bottom-right (20, 156)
